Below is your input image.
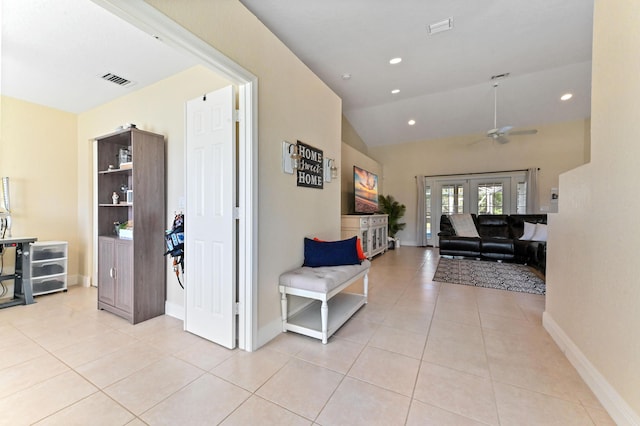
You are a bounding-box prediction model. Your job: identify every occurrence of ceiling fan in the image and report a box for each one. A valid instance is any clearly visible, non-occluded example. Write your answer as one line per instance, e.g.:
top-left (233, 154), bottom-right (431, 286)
top-left (484, 76), bottom-right (538, 144)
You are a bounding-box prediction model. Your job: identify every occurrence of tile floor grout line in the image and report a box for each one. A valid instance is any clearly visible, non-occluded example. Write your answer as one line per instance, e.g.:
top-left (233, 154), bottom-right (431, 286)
top-left (403, 261), bottom-right (442, 425)
top-left (310, 327), bottom-right (369, 424)
top-left (476, 284), bottom-right (504, 426)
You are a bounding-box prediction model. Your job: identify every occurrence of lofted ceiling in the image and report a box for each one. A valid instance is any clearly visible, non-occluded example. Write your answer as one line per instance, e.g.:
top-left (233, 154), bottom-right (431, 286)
top-left (1, 0), bottom-right (593, 148)
top-left (240, 0), bottom-right (593, 147)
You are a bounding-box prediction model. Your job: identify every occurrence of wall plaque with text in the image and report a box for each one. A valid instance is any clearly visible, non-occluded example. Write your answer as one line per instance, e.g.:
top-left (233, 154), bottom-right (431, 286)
top-left (296, 141), bottom-right (324, 189)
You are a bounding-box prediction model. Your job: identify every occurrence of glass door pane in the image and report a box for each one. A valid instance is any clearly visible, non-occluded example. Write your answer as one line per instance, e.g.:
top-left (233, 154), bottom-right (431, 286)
top-left (441, 184), bottom-right (465, 214)
top-left (477, 182), bottom-right (504, 214)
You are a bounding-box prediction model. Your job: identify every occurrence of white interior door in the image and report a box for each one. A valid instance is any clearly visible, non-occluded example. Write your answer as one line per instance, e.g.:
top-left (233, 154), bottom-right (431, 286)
top-left (185, 86), bottom-right (237, 349)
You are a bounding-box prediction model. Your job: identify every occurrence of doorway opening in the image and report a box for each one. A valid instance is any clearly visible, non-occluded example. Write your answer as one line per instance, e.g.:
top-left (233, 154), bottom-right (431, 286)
top-left (95, 0), bottom-right (258, 351)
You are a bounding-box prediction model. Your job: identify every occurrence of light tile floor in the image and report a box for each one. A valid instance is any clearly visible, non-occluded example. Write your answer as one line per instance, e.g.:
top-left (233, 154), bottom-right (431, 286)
top-left (0, 247), bottom-right (616, 425)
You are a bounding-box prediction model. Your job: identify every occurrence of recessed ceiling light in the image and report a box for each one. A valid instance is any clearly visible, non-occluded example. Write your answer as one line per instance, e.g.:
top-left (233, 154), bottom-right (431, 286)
top-left (391, 89), bottom-right (400, 94)
top-left (341, 73), bottom-right (352, 80)
top-left (408, 119), bottom-right (416, 126)
top-left (389, 57), bottom-right (402, 65)
top-left (427, 17), bottom-right (454, 35)
top-left (560, 93), bottom-right (573, 101)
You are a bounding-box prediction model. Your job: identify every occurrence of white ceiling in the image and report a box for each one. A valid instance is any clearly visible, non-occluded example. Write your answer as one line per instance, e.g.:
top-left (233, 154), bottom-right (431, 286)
top-left (1, 0), bottom-right (593, 148)
top-left (240, 0), bottom-right (593, 146)
top-left (1, 0), bottom-right (197, 114)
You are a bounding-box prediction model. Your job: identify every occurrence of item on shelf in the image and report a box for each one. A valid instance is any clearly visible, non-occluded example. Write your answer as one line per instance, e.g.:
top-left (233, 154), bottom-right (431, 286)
top-left (112, 192), bottom-right (119, 204)
top-left (118, 146), bottom-right (132, 167)
top-left (117, 220), bottom-right (133, 239)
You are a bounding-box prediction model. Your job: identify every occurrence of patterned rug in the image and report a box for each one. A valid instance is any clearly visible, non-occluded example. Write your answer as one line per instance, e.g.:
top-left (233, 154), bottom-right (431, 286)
top-left (433, 257), bottom-right (546, 295)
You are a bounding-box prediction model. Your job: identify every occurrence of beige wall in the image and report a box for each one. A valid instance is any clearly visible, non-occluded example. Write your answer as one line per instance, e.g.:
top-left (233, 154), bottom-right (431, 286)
top-left (368, 119), bottom-right (590, 245)
top-left (77, 66), bottom-right (232, 309)
top-left (145, 0), bottom-right (343, 346)
top-left (545, 0), bottom-right (640, 421)
top-left (341, 143), bottom-right (383, 215)
top-left (0, 96), bottom-right (80, 281)
top-left (342, 115), bottom-right (369, 154)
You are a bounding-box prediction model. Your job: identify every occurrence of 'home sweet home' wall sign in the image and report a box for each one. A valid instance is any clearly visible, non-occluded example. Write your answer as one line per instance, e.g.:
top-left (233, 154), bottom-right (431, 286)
top-left (296, 140), bottom-right (323, 189)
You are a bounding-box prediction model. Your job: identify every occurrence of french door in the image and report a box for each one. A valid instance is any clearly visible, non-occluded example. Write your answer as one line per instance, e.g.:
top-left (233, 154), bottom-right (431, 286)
top-left (425, 172), bottom-right (525, 246)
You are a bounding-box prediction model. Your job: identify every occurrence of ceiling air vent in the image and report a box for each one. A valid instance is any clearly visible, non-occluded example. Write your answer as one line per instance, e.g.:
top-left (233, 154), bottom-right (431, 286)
top-left (101, 73), bottom-right (135, 87)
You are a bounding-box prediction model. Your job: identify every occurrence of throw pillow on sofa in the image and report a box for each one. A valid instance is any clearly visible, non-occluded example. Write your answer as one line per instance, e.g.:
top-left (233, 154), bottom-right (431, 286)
top-left (531, 223), bottom-right (548, 242)
top-left (520, 222), bottom-right (537, 240)
top-left (449, 214), bottom-right (480, 238)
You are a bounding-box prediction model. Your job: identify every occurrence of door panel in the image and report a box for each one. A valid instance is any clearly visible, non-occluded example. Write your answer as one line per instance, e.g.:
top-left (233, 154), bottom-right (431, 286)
top-left (470, 178), bottom-right (511, 214)
top-left (185, 86), bottom-right (237, 349)
top-left (114, 239), bottom-right (133, 314)
top-left (97, 237), bottom-right (115, 305)
top-left (440, 183), bottom-right (466, 214)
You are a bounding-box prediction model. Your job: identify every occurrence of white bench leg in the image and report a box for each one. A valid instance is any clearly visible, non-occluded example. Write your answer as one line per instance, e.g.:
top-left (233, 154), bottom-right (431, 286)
top-left (321, 300), bottom-right (328, 344)
top-left (281, 291), bottom-right (288, 332)
top-left (364, 272), bottom-right (369, 304)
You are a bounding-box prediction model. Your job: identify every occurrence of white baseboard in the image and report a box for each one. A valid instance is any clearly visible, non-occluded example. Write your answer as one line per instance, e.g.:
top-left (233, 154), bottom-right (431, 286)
top-left (165, 300), bottom-right (185, 321)
top-left (543, 311), bottom-right (640, 426)
top-left (257, 317), bottom-right (285, 350)
top-left (67, 274), bottom-right (91, 287)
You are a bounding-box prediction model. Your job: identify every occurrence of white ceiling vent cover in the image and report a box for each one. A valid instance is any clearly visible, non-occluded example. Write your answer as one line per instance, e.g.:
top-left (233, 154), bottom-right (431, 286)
top-left (101, 73), bottom-right (135, 87)
top-left (427, 18), bottom-right (454, 35)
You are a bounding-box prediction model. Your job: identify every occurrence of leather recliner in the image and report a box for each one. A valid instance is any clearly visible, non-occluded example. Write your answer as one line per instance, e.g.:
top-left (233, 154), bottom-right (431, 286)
top-left (439, 214), bottom-right (547, 274)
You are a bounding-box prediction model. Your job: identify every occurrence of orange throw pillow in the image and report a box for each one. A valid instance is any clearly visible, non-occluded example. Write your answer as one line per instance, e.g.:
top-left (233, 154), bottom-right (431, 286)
top-left (355, 237), bottom-right (366, 261)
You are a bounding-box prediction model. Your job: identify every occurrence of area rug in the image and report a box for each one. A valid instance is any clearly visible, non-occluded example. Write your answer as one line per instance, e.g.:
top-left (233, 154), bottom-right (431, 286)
top-left (433, 257), bottom-right (546, 295)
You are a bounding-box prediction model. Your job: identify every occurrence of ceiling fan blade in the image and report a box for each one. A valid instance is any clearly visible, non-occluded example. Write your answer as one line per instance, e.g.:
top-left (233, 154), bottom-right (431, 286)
top-left (498, 125), bottom-right (513, 135)
top-left (509, 129), bottom-right (538, 136)
top-left (496, 136), bottom-right (510, 144)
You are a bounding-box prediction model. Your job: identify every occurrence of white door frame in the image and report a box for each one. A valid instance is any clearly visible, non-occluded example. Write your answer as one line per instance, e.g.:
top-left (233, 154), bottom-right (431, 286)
top-left (94, 0), bottom-right (258, 351)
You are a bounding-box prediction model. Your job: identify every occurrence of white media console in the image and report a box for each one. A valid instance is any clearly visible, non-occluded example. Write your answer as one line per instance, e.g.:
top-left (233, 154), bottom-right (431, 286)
top-left (341, 214), bottom-right (388, 259)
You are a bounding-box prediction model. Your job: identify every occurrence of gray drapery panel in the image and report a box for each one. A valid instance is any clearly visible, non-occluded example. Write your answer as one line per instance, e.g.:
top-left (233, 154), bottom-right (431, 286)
top-left (526, 168), bottom-right (539, 214)
top-left (416, 175), bottom-right (427, 246)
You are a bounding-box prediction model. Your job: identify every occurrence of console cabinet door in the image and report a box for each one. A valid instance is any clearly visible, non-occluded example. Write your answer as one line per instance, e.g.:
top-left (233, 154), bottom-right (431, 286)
top-left (114, 239), bottom-right (133, 314)
top-left (97, 237), bottom-right (115, 306)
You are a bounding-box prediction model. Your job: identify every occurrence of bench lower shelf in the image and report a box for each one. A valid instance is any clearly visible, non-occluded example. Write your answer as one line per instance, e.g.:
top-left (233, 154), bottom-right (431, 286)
top-left (283, 292), bottom-right (366, 343)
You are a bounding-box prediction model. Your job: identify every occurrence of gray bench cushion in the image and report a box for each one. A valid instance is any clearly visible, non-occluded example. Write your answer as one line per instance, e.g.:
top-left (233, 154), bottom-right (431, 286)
top-left (279, 260), bottom-right (371, 293)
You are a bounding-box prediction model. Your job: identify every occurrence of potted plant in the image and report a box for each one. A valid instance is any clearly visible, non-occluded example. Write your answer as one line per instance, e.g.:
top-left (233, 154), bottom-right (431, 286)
top-left (378, 194), bottom-right (406, 249)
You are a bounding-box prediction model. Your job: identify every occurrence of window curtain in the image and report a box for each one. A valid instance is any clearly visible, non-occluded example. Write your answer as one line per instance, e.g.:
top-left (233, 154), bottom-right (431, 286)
top-left (416, 175), bottom-right (428, 246)
top-left (526, 168), bottom-right (539, 214)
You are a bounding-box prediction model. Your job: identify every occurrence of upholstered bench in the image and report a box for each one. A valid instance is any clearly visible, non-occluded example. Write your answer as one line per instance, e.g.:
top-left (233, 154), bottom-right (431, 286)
top-left (279, 260), bottom-right (370, 344)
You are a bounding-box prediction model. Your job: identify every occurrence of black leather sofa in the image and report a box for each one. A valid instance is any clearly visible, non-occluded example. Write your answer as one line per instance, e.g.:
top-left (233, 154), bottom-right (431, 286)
top-left (438, 214), bottom-right (547, 274)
